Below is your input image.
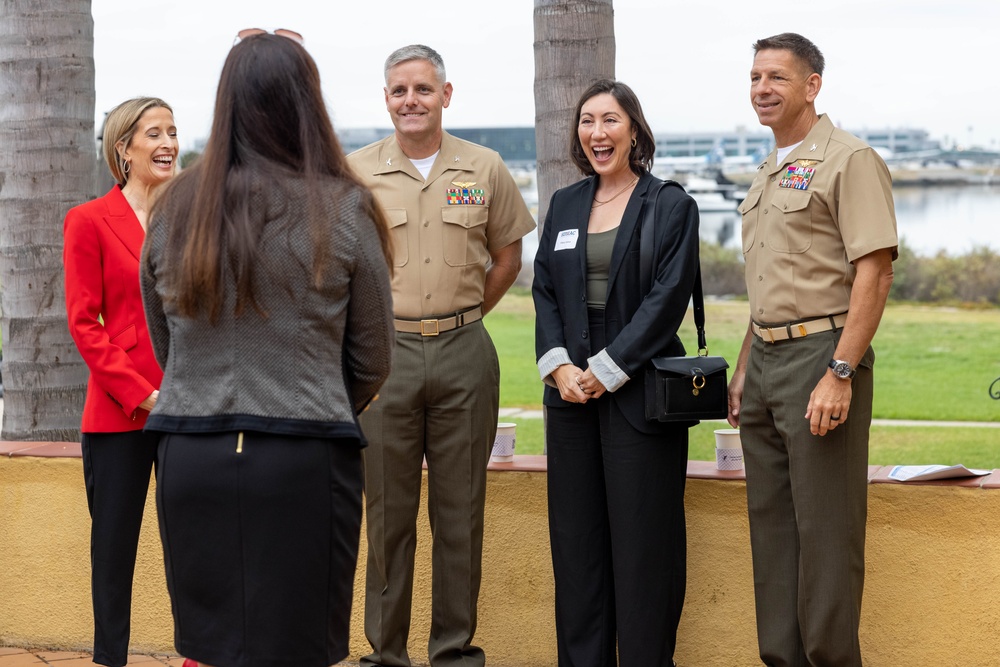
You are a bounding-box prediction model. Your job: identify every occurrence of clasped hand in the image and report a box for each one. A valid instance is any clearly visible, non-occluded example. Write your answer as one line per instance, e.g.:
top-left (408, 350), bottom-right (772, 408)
top-left (552, 365), bottom-right (607, 403)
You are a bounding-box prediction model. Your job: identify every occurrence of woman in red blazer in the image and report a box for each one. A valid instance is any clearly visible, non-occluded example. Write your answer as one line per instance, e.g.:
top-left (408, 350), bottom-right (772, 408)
top-left (63, 97), bottom-right (177, 667)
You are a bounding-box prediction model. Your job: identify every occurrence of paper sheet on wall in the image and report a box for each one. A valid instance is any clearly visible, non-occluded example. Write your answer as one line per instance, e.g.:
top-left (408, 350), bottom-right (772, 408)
top-left (887, 464), bottom-right (991, 482)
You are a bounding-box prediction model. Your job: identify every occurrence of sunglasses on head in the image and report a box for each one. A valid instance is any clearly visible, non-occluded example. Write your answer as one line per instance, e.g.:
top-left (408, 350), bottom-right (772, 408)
top-left (235, 28), bottom-right (304, 45)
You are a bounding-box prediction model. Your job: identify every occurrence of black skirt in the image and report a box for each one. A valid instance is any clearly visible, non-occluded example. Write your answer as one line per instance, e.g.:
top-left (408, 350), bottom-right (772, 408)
top-left (155, 431), bottom-right (363, 667)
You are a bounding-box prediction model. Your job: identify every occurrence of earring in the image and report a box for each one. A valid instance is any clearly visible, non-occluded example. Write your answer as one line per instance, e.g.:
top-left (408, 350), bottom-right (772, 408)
top-left (122, 158), bottom-right (130, 174)
top-left (631, 137), bottom-right (637, 148)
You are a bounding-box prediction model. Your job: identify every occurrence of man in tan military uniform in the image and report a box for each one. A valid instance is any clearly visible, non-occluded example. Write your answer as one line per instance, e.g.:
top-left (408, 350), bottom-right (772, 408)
top-left (728, 33), bottom-right (897, 666)
top-left (347, 44), bottom-right (535, 667)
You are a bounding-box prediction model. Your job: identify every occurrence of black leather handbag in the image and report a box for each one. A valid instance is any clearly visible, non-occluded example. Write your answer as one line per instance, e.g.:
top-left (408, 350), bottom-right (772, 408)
top-left (640, 181), bottom-right (730, 423)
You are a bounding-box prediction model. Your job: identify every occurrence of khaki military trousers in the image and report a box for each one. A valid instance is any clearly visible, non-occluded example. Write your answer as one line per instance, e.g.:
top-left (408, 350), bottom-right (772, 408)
top-left (359, 321), bottom-right (500, 667)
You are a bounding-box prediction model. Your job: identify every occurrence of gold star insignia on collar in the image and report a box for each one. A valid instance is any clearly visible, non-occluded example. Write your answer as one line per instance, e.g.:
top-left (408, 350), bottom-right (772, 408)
top-left (452, 181), bottom-right (476, 189)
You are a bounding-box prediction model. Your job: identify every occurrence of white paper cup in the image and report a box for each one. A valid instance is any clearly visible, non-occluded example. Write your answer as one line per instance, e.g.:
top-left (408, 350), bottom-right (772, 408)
top-left (491, 422), bottom-right (517, 462)
top-left (714, 429), bottom-right (744, 471)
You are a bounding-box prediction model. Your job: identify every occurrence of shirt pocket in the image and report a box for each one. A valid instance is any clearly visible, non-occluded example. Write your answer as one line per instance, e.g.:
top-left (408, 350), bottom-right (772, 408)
top-left (738, 187), bottom-right (762, 254)
top-left (766, 188), bottom-right (813, 254)
top-left (385, 208), bottom-right (408, 267)
top-left (440, 206), bottom-right (489, 267)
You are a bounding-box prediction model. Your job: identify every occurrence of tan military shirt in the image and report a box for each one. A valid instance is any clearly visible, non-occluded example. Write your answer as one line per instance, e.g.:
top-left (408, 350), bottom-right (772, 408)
top-left (738, 114), bottom-right (898, 324)
top-left (348, 131), bottom-right (535, 319)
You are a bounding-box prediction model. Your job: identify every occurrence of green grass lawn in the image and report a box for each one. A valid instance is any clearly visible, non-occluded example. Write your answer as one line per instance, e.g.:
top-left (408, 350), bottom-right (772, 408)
top-left (486, 289), bottom-right (1000, 467)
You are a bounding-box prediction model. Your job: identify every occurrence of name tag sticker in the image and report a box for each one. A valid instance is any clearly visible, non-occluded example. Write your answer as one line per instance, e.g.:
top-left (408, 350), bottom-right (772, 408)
top-left (554, 229), bottom-right (579, 251)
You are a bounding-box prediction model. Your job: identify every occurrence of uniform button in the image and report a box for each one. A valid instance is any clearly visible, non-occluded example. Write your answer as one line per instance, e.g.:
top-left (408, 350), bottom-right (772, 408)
top-left (764, 209), bottom-right (768, 214)
top-left (424, 257), bottom-right (431, 263)
top-left (423, 221), bottom-right (429, 227)
top-left (758, 275), bottom-right (763, 281)
top-left (758, 308), bottom-right (764, 315)
top-left (582, 330), bottom-right (588, 339)
top-left (770, 176), bottom-right (776, 182)
top-left (425, 294), bottom-right (431, 299)
top-left (760, 242), bottom-right (764, 247)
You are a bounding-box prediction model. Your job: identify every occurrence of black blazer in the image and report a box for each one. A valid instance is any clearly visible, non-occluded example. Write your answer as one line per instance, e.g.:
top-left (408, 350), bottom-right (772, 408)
top-left (532, 172), bottom-right (701, 434)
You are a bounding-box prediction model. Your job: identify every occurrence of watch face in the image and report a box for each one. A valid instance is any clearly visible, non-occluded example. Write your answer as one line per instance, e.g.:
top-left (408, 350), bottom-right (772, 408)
top-left (832, 361), bottom-right (851, 378)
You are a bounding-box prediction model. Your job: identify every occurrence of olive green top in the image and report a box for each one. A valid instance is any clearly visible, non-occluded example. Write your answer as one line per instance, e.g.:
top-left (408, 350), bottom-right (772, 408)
top-left (586, 226), bottom-right (619, 309)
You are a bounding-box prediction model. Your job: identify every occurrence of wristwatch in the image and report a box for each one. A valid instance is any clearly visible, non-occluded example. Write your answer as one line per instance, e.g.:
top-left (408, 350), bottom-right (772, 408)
top-left (828, 358), bottom-right (857, 380)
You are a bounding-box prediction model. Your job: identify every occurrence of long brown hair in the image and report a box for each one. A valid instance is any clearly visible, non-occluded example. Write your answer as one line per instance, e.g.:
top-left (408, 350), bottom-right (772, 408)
top-left (569, 79), bottom-right (655, 177)
top-left (151, 34), bottom-right (392, 321)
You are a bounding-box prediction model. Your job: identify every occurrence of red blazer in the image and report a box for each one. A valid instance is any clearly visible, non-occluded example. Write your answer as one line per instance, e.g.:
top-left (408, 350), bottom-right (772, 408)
top-left (64, 186), bottom-right (163, 432)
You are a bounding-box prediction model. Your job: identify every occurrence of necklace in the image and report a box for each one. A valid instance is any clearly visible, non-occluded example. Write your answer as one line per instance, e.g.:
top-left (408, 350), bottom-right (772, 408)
top-left (592, 177), bottom-right (638, 208)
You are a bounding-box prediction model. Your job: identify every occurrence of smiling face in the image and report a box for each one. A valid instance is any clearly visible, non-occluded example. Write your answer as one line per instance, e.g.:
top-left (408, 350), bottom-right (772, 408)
top-left (577, 93), bottom-right (636, 181)
top-left (118, 106), bottom-right (178, 187)
top-left (750, 48), bottom-right (822, 146)
top-left (384, 58), bottom-right (452, 158)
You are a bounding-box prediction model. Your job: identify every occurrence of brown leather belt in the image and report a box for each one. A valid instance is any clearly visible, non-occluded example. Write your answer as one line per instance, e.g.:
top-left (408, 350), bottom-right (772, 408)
top-left (752, 312), bottom-right (848, 344)
top-left (394, 305), bottom-right (484, 336)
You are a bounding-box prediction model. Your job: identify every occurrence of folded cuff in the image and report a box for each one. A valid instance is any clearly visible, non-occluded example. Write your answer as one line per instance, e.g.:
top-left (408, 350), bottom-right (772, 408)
top-left (587, 348), bottom-right (629, 392)
top-left (538, 347), bottom-right (573, 388)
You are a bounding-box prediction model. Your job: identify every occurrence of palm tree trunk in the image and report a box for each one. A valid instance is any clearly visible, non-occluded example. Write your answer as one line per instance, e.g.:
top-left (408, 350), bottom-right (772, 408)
top-left (0, 0), bottom-right (95, 440)
top-left (533, 0), bottom-right (615, 232)
top-left (533, 0), bottom-right (615, 452)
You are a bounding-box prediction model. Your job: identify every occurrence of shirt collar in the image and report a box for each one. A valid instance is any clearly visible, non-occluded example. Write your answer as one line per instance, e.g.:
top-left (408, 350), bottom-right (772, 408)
top-left (373, 131), bottom-right (474, 182)
top-left (764, 113), bottom-right (835, 175)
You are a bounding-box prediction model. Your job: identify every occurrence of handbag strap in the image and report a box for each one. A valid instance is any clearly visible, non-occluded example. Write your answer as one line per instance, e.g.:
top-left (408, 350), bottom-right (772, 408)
top-left (639, 180), bottom-right (710, 354)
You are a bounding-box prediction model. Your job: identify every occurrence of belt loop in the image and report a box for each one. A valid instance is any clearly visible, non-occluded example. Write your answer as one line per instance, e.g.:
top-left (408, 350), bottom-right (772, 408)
top-left (829, 315), bottom-right (837, 330)
top-left (785, 324), bottom-right (793, 340)
top-left (456, 310), bottom-right (465, 327)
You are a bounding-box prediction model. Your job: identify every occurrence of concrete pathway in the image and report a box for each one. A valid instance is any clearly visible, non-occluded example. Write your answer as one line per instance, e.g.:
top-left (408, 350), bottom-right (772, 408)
top-left (0, 647), bottom-right (183, 667)
top-left (0, 648), bottom-right (360, 667)
top-left (499, 406), bottom-right (1000, 428)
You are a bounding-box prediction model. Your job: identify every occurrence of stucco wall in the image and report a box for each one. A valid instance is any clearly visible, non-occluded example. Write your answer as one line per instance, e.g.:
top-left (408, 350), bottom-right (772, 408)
top-left (3, 451), bottom-right (1000, 665)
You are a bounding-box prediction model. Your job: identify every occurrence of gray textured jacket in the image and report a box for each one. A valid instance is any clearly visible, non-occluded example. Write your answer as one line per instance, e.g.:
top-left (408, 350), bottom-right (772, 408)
top-left (140, 173), bottom-right (393, 440)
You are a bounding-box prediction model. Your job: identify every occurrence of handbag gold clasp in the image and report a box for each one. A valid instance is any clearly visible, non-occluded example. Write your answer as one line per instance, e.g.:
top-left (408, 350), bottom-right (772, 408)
top-left (692, 373), bottom-right (706, 396)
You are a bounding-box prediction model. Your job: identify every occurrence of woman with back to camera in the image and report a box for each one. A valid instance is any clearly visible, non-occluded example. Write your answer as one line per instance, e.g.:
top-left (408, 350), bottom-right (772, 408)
top-left (140, 29), bottom-right (394, 667)
top-left (532, 79), bottom-right (701, 666)
top-left (63, 96), bottom-right (177, 667)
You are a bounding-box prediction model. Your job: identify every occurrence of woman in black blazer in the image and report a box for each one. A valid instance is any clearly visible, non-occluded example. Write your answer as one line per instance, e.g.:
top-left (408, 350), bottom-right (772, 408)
top-left (532, 80), bottom-right (700, 667)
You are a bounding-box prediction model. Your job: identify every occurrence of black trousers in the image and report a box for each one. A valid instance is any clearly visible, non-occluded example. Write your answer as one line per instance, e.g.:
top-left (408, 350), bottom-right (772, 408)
top-left (545, 310), bottom-right (688, 667)
top-left (81, 430), bottom-right (160, 667)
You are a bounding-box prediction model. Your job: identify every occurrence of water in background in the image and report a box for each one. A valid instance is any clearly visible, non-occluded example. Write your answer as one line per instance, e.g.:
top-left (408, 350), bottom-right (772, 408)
top-left (521, 184), bottom-right (1000, 261)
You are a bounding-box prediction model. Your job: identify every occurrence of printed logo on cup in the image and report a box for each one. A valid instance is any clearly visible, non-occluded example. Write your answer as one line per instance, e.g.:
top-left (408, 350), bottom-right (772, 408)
top-left (714, 428), bottom-right (744, 471)
top-left (492, 422), bottom-right (516, 462)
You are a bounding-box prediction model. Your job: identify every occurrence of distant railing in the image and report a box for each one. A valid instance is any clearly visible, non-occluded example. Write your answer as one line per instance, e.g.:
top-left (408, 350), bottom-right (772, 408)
top-left (991, 376), bottom-right (1000, 400)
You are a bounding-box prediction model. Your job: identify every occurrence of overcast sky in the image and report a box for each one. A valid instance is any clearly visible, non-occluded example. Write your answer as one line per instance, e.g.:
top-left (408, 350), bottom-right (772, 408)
top-left (92, 0), bottom-right (999, 152)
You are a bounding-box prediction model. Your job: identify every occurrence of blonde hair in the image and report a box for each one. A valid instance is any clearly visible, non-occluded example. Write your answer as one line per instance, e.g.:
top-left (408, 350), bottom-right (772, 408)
top-left (101, 97), bottom-right (173, 185)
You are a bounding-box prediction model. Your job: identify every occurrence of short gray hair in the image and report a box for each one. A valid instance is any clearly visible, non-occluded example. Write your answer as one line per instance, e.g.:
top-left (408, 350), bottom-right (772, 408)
top-left (383, 44), bottom-right (446, 84)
